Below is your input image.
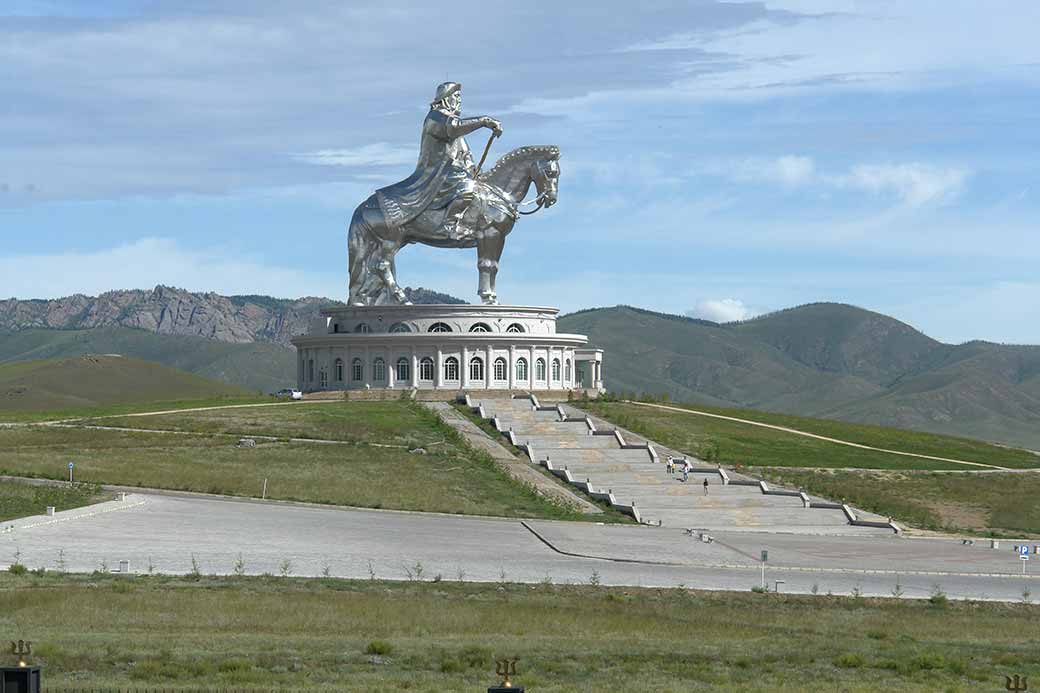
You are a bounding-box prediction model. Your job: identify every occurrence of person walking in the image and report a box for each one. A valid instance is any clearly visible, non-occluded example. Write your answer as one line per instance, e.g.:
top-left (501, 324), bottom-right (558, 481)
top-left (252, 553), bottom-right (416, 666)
top-left (703, 478), bottom-right (709, 496)
top-left (681, 465), bottom-right (689, 483)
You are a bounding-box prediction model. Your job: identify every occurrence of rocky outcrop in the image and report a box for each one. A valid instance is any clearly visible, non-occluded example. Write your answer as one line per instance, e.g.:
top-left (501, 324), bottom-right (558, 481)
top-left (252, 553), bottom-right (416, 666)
top-left (0, 285), bottom-right (462, 346)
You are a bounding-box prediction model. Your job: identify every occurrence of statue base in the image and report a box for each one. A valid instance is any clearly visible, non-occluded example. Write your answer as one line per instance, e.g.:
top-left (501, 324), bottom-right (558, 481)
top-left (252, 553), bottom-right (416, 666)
top-left (291, 304), bottom-right (604, 394)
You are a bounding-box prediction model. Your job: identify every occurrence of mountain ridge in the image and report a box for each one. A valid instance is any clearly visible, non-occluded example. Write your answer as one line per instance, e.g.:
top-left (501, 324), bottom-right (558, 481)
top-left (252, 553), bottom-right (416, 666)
top-left (2, 290), bottom-right (1038, 448)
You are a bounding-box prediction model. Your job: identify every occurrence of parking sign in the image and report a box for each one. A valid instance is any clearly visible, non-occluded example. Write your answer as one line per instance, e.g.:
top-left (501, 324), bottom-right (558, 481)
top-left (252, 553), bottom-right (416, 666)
top-left (1020, 545), bottom-right (1030, 560)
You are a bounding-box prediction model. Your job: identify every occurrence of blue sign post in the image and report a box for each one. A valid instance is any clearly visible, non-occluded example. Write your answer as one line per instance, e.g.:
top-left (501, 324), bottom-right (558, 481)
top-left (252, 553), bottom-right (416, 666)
top-left (68, 462), bottom-right (74, 483)
top-left (1020, 544), bottom-right (1030, 575)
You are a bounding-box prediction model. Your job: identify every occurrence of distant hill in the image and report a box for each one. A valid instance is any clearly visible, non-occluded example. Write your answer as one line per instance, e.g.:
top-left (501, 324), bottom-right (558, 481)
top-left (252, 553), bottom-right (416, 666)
top-left (0, 354), bottom-right (250, 412)
top-left (0, 285), bottom-right (463, 347)
top-left (3, 290), bottom-right (1038, 449)
top-left (0, 327), bottom-right (296, 393)
top-left (560, 304), bottom-right (1040, 450)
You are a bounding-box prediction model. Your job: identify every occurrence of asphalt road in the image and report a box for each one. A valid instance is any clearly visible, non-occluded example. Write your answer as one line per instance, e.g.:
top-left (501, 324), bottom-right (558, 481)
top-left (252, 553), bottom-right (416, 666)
top-left (4, 492), bottom-right (1037, 602)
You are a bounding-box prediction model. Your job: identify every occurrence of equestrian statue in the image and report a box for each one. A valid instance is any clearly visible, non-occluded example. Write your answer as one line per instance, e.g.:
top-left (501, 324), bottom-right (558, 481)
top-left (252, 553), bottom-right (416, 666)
top-left (347, 81), bottom-right (560, 305)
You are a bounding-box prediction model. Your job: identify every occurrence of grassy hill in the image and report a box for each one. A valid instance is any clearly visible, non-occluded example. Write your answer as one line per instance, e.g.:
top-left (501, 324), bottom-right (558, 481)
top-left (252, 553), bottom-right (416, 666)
top-left (0, 354), bottom-right (251, 413)
top-left (0, 327), bottom-right (296, 393)
top-left (560, 304), bottom-right (1040, 449)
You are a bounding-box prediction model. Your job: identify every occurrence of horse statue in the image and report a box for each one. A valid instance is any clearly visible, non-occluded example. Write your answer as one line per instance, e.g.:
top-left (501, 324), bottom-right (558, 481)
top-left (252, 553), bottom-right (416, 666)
top-left (347, 145), bottom-right (560, 306)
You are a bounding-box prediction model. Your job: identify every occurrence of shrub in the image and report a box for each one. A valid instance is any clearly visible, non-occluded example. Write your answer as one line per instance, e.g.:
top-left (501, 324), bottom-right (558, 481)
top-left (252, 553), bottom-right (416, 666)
top-left (365, 640), bottom-right (394, 656)
top-left (834, 653), bottom-right (865, 669)
top-left (7, 563), bottom-right (27, 576)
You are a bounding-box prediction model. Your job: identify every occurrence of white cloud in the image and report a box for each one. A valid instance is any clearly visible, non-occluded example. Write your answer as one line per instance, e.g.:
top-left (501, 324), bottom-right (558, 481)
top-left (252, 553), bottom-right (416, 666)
top-left (0, 237), bottom-right (343, 300)
top-left (720, 155), bottom-right (816, 186)
top-left (705, 155), bottom-right (968, 207)
top-left (836, 163), bottom-right (969, 206)
top-left (293, 143), bottom-right (415, 168)
top-left (686, 298), bottom-right (761, 323)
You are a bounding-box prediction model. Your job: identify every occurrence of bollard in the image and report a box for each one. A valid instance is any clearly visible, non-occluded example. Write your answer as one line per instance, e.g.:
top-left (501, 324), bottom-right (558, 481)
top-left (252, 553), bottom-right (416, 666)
top-left (45, 507), bottom-right (55, 516)
top-left (3, 639), bottom-right (41, 693)
top-left (489, 659), bottom-right (523, 692)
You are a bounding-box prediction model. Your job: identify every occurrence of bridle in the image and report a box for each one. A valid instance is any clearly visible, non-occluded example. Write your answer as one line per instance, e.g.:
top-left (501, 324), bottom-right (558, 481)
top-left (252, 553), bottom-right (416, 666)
top-left (517, 159), bottom-right (556, 215)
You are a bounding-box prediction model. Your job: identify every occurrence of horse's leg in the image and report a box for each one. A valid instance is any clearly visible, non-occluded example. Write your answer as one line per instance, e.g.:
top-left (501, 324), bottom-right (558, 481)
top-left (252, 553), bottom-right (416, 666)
top-left (348, 197), bottom-right (385, 305)
top-left (476, 224), bottom-right (507, 305)
top-left (375, 240), bottom-right (407, 304)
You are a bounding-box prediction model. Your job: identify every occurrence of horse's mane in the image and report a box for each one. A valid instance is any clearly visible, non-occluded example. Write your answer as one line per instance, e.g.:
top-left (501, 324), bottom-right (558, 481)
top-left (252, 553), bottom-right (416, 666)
top-left (480, 145), bottom-right (560, 181)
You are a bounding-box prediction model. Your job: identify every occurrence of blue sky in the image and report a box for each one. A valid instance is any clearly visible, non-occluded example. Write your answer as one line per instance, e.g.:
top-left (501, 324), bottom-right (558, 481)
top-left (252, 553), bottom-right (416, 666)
top-left (2, 1), bottom-right (1039, 344)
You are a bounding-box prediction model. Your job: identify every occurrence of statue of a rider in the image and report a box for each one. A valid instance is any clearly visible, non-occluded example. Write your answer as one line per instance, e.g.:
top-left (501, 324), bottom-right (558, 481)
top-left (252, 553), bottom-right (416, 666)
top-left (375, 82), bottom-right (503, 238)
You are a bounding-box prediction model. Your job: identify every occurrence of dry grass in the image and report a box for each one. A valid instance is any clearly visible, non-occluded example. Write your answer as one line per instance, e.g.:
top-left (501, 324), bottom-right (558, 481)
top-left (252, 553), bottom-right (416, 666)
top-left (0, 479), bottom-right (107, 523)
top-left (0, 402), bottom-right (586, 520)
top-left (3, 573), bottom-right (1038, 691)
top-left (582, 401), bottom-right (1037, 470)
top-left (761, 468), bottom-right (1040, 537)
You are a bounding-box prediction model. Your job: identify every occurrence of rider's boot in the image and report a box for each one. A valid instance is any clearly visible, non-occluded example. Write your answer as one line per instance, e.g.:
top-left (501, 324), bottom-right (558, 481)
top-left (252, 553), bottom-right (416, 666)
top-left (442, 195), bottom-right (472, 237)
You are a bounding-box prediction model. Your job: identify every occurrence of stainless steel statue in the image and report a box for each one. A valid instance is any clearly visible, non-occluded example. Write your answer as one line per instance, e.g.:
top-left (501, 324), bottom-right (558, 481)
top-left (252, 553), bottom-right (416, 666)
top-left (348, 82), bottom-right (560, 305)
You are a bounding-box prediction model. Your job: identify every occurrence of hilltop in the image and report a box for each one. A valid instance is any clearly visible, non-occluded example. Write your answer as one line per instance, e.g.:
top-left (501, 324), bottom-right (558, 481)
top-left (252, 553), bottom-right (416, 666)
top-left (0, 354), bottom-right (250, 412)
top-left (559, 304), bottom-right (1040, 449)
top-left (0, 285), bottom-right (461, 347)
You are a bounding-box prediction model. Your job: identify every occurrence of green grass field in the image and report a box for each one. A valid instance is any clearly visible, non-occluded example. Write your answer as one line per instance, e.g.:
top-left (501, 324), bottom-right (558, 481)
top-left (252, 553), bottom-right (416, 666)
top-left (0, 395), bottom-right (274, 423)
top-left (3, 573), bottom-right (1037, 692)
top-left (93, 399), bottom-right (431, 443)
top-left (0, 402), bottom-right (585, 520)
top-left (0, 354), bottom-right (255, 417)
top-left (761, 468), bottom-right (1040, 537)
top-left (625, 399), bottom-right (1040, 467)
top-left (582, 401), bottom-right (1040, 470)
top-left (0, 479), bottom-right (108, 523)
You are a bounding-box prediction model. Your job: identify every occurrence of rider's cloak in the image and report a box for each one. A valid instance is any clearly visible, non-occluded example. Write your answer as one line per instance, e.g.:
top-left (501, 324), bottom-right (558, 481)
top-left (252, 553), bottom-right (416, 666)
top-left (375, 108), bottom-right (477, 232)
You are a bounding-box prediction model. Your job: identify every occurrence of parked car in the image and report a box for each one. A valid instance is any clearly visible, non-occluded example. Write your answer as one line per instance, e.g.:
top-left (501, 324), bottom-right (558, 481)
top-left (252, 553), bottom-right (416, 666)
top-left (273, 388), bottom-right (303, 400)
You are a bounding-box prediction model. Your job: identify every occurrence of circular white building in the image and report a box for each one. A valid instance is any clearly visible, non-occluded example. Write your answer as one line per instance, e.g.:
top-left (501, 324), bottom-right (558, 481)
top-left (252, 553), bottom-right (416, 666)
top-left (291, 304), bottom-right (603, 396)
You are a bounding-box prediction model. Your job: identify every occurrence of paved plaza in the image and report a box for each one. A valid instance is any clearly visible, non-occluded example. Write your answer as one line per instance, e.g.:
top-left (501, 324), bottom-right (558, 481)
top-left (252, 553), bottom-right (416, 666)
top-left (3, 491), bottom-right (1036, 602)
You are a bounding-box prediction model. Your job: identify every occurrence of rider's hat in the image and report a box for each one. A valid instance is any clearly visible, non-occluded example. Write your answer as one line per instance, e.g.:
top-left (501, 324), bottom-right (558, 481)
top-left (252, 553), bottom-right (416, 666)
top-left (431, 82), bottom-right (461, 106)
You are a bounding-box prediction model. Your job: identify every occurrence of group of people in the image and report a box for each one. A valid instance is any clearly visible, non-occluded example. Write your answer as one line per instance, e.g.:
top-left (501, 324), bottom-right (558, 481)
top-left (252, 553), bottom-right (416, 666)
top-left (667, 456), bottom-right (709, 495)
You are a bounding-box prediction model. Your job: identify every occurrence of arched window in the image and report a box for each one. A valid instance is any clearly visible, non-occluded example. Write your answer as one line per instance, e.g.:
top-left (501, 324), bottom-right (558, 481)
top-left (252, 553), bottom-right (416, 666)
top-left (428, 322), bottom-right (452, 333)
top-left (334, 358), bottom-right (344, 382)
top-left (373, 357), bottom-right (386, 381)
top-left (469, 322), bottom-right (491, 333)
top-left (565, 359), bottom-right (571, 383)
top-left (535, 358), bottom-right (546, 381)
top-left (469, 356), bottom-right (484, 382)
top-left (333, 323), bottom-right (340, 333)
top-left (444, 356), bottom-right (459, 381)
top-left (552, 358), bottom-right (561, 381)
top-left (494, 357), bottom-right (507, 381)
top-left (515, 357), bottom-right (528, 381)
top-left (506, 323), bottom-right (525, 333)
top-left (420, 357), bottom-right (434, 381)
top-left (351, 358), bottom-right (363, 382)
top-left (396, 357), bottom-right (410, 382)
top-left (319, 368), bottom-right (328, 389)
top-left (355, 323), bottom-right (371, 333)
top-left (389, 322), bottom-right (411, 333)
top-left (307, 359), bottom-right (315, 382)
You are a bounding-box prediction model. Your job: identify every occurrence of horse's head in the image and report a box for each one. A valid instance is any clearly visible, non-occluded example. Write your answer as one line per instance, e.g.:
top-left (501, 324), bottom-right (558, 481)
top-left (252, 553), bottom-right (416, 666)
top-left (532, 153), bottom-right (560, 208)
top-left (481, 145), bottom-right (560, 211)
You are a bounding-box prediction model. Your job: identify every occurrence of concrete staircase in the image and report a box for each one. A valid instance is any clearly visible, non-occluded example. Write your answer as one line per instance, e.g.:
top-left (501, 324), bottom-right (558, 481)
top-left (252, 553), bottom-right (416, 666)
top-left (467, 394), bottom-right (899, 535)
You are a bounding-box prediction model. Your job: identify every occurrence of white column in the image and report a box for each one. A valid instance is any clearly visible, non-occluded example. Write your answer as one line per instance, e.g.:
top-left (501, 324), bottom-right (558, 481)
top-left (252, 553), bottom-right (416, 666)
top-left (387, 348), bottom-right (395, 389)
top-left (485, 345), bottom-right (493, 389)
top-left (529, 347), bottom-right (535, 390)
top-left (508, 345), bottom-right (516, 390)
top-left (435, 346), bottom-right (444, 389)
top-left (411, 347), bottom-right (419, 388)
top-left (364, 346), bottom-right (371, 388)
top-left (462, 346), bottom-right (470, 388)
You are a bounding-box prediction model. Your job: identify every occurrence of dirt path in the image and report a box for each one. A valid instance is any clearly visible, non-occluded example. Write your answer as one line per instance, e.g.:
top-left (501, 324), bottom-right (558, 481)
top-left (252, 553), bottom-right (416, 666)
top-left (624, 401), bottom-right (1014, 471)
